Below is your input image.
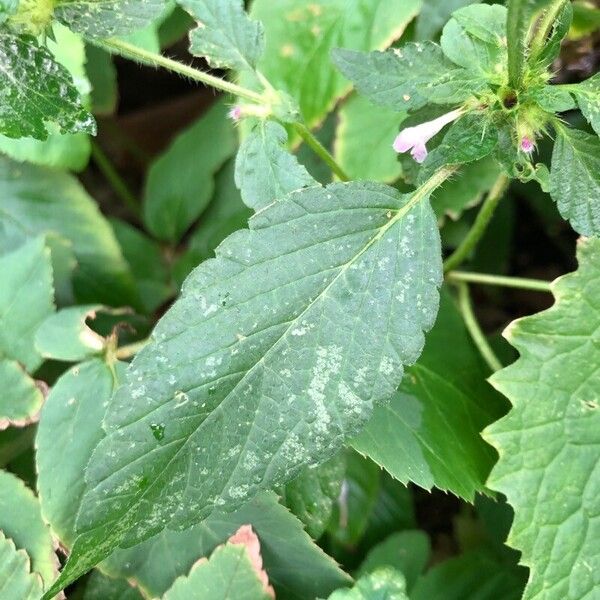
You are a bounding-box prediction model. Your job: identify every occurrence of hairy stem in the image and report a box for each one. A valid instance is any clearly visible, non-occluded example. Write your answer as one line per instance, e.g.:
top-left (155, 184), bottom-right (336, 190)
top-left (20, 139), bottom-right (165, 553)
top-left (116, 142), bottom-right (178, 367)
top-left (443, 174), bottom-right (509, 273)
top-left (447, 271), bottom-right (552, 292)
top-left (293, 122), bottom-right (350, 182)
top-left (91, 141), bottom-right (141, 219)
top-left (96, 38), bottom-right (265, 104)
top-left (529, 0), bottom-right (568, 60)
top-left (456, 282), bottom-right (503, 372)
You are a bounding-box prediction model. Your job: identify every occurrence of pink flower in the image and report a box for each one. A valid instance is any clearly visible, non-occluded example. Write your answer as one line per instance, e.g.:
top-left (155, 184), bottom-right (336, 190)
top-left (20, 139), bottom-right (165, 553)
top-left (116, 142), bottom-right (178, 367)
top-left (520, 136), bottom-right (534, 153)
top-left (228, 106), bottom-right (243, 121)
top-left (393, 108), bottom-right (463, 163)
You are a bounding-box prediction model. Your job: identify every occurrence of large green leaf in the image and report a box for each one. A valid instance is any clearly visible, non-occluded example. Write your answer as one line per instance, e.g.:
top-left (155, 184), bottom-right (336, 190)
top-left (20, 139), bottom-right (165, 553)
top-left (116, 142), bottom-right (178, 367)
top-left (45, 178), bottom-right (444, 597)
top-left (0, 24), bottom-right (92, 170)
top-left (235, 120), bottom-right (315, 211)
top-left (0, 471), bottom-right (58, 590)
top-left (0, 237), bottom-right (54, 372)
top-left (352, 290), bottom-right (506, 500)
top-left (143, 100), bottom-right (236, 242)
top-left (0, 532), bottom-right (43, 600)
top-left (549, 127), bottom-right (600, 236)
top-left (0, 30), bottom-right (94, 141)
top-left (571, 73), bottom-right (600, 137)
top-left (250, 0), bottom-right (421, 128)
top-left (182, 0), bottom-right (264, 72)
top-left (0, 157), bottom-right (139, 308)
top-left (0, 361), bottom-right (43, 429)
top-left (55, 0), bottom-right (167, 38)
top-left (332, 42), bottom-right (486, 113)
top-left (415, 0), bottom-right (476, 40)
top-left (485, 237), bottom-right (600, 600)
top-left (84, 571), bottom-right (143, 600)
top-left (162, 541), bottom-right (273, 600)
top-left (334, 94), bottom-right (404, 183)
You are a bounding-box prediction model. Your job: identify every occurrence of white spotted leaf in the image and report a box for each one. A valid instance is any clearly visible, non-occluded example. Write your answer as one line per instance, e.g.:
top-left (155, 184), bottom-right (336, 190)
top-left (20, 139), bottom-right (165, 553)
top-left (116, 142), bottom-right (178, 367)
top-left (45, 179), bottom-right (443, 597)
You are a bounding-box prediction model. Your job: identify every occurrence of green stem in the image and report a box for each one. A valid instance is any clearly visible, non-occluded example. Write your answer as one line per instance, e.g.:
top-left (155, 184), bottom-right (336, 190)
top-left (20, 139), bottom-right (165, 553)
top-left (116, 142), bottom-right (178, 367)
top-left (456, 282), bottom-right (503, 372)
top-left (115, 338), bottom-right (150, 360)
top-left (447, 271), bottom-right (552, 293)
top-left (529, 0), bottom-right (568, 60)
top-left (96, 38), bottom-right (265, 105)
top-left (293, 122), bottom-right (350, 182)
top-left (443, 174), bottom-right (509, 273)
top-left (91, 141), bottom-right (141, 218)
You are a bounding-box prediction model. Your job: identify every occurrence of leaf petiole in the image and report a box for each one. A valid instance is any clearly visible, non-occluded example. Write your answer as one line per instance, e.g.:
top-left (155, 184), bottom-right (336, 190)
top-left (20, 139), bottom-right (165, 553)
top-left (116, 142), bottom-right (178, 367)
top-left (447, 271), bottom-right (552, 292)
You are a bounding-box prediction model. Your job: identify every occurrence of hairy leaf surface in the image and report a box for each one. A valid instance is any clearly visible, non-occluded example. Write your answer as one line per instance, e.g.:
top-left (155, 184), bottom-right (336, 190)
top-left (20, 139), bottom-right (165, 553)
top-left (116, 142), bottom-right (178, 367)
top-left (235, 120), bottom-right (315, 211)
top-left (549, 127), bottom-right (600, 236)
top-left (0, 31), bottom-right (94, 141)
top-left (485, 237), bottom-right (600, 600)
top-left (46, 179), bottom-right (443, 596)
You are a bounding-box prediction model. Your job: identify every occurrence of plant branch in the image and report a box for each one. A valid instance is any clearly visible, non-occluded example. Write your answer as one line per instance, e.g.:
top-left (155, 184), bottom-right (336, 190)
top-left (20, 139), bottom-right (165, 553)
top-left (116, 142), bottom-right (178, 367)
top-left (91, 141), bottom-right (141, 219)
top-left (456, 282), bottom-right (503, 372)
top-left (293, 122), bottom-right (350, 182)
top-left (443, 174), bottom-right (509, 273)
top-left (447, 271), bottom-right (552, 292)
top-left (96, 38), bottom-right (265, 104)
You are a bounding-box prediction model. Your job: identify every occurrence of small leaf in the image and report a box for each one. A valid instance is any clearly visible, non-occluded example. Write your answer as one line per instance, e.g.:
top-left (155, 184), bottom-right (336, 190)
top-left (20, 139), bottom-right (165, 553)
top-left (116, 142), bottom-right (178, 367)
top-left (571, 72), bottom-right (600, 137)
top-left (35, 305), bottom-right (108, 362)
top-left (529, 84), bottom-right (576, 113)
top-left (332, 43), bottom-right (486, 112)
top-left (143, 100), bottom-right (237, 243)
top-left (0, 531), bottom-right (43, 600)
top-left (484, 237), bottom-right (600, 600)
top-left (162, 542), bottom-right (273, 600)
top-left (280, 454), bottom-right (345, 539)
top-left (0, 470), bottom-right (58, 589)
top-left (534, 0), bottom-right (573, 67)
top-left (235, 120), bottom-right (315, 211)
top-left (334, 94), bottom-right (405, 183)
top-left (352, 290), bottom-right (507, 500)
top-left (55, 0), bottom-right (167, 38)
top-left (549, 126), bottom-right (600, 236)
top-left (328, 568), bottom-right (409, 600)
top-left (0, 157), bottom-right (139, 309)
top-left (0, 360), bottom-right (43, 430)
top-left (181, 0), bottom-right (264, 72)
top-left (0, 30), bottom-right (95, 140)
top-left (358, 531), bottom-right (430, 592)
top-left (45, 179), bottom-right (443, 596)
top-left (249, 0), bottom-right (421, 130)
top-left (0, 237), bottom-right (54, 372)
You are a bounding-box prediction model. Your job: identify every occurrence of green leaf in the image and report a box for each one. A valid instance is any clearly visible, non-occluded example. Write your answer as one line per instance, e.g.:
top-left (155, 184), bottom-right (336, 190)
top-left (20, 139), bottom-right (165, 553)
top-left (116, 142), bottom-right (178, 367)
top-left (86, 45), bottom-right (118, 115)
top-left (352, 290), bottom-right (506, 500)
top-left (0, 157), bottom-right (140, 308)
top-left (334, 94), bottom-right (404, 183)
top-left (411, 550), bottom-right (526, 600)
top-left (84, 571), bottom-right (143, 600)
top-left (415, 0), bottom-right (477, 41)
top-left (440, 4), bottom-right (507, 81)
top-left (36, 359), bottom-right (126, 548)
top-left (46, 178), bottom-right (444, 596)
top-left (181, 0), bottom-right (264, 72)
top-left (484, 237), bottom-right (600, 600)
top-left (35, 306), bottom-right (109, 362)
top-left (328, 568), bottom-right (408, 600)
top-left (162, 542), bottom-right (273, 600)
top-left (534, 0), bottom-right (573, 68)
top-left (0, 0), bottom-right (17, 22)
top-left (235, 120), bottom-right (315, 211)
top-left (0, 30), bottom-right (94, 141)
top-left (280, 454), bottom-right (345, 540)
top-left (529, 84), bottom-right (576, 113)
top-left (55, 0), bottom-right (167, 38)
top-left (0, 470), bottom-right (58, 589)
top-left (102, 492), bottom-right (350, 599)
top-left (0, 237), bottom-right (54, 372)
top-left (357, 531), bottom-right (430, 591)
top-left (250, 0), bottom-right (421, 129)
top-left (570, 73), bottom-right (600, 137)
top-left (0, 531), bottom-right (43, 600)
top-left (0, 361), bottom-right (43, 429)
top-left (143, 100), bottom-right (237, 242)
top-left (549, 126), bottom-right (600, 236)
top-left (433, 157), bottom-right (502, 221)
top-left (332, 43), bottom-right (486, 113)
